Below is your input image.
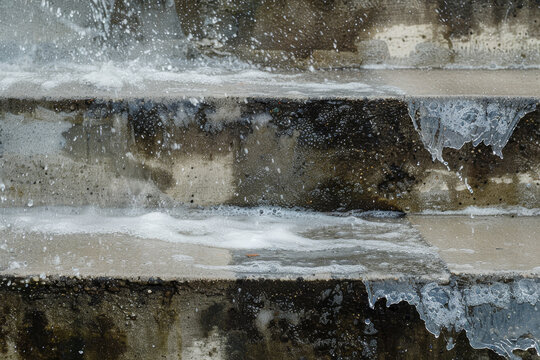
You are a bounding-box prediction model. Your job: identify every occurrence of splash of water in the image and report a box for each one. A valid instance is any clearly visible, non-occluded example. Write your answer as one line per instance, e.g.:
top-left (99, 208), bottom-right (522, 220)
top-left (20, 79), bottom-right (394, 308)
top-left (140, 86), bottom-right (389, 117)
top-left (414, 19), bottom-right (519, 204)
top-left (89, 0), bottom-right (115, 41)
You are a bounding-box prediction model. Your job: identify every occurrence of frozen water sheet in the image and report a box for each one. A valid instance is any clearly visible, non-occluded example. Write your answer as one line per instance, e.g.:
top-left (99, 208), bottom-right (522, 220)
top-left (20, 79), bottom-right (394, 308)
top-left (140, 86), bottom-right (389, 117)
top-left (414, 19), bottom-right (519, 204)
top-left (408, 97), bottom-right (537, 163)
top-left (366, 278), bottom-right (540, 359)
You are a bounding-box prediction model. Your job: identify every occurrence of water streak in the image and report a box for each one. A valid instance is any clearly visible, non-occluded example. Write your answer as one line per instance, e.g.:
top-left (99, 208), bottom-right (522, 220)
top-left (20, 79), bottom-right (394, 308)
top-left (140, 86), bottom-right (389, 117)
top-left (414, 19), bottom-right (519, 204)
top-left (408, 98), bottom-right (537, 163)
top-left (366, 279), bottom-right (540, 359)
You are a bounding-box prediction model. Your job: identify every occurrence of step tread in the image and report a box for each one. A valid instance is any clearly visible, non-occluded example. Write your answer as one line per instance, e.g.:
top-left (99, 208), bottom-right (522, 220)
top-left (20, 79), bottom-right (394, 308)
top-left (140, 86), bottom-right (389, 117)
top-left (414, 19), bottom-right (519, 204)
top-left (1, 208), bottom-right (538, 281)
top-left (1, 69), bottom-right (539, 100)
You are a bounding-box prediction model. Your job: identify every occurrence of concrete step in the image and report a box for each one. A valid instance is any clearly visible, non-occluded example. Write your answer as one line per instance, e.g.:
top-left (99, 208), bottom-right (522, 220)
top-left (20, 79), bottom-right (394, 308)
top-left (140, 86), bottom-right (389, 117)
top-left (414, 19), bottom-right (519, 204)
top-left (0, 209), bottom-right (538, 359)
top-left (1, 0), bottom-right (539, 69)
top-left (1, 69), bottom-right (539, 211)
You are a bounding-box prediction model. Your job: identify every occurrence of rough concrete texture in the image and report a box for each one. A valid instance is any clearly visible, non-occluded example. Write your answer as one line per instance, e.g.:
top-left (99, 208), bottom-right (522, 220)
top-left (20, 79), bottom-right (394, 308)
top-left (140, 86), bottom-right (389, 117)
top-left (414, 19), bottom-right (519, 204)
top-left (0, 211), bottom-right (445, 281)
top-left (0, 84), bottom-right (538, 211)
top-left (174, 0), bottom-right (540, 68)
top-left (0, 276), bottom-right (537, 360)
top-left (2, 0), bottom-right (538, 69)
top-left (410, 215), bottom-right (540, 275)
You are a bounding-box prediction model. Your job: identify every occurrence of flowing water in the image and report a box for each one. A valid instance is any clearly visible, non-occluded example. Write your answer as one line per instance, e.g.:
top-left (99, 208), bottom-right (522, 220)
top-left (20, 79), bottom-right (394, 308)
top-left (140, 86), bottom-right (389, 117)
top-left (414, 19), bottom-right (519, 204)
top-left (0, 206), bottom-right (437, 277)
top-left (0, 1), bottom-right (539, 359)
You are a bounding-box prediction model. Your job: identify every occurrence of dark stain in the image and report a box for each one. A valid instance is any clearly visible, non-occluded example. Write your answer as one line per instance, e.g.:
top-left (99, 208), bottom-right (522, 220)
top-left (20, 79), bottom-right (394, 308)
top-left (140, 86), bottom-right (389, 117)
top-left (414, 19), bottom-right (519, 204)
top-left (85, 315), bottom-right (127, 360)
top-left (0, 306), bottom-right (9, 354)
top-left (200, 303), bottom-right (229, 337)
top-left (175, 0), bottom-right (540, 68)
top-left (15, 310), bottom-right (126, 360)
top-left (378, 164), bottom-right (416, 195)
top-left (16, 310), bottom-right (78, 360)
top-left (128, 100), bottom-right (168, 156)
top-left (307, 177), bottom-right (398, 212)
top-left (148, 165), bottom-right (175, 191)
top-left (195, 279), bottom-right (508, 360)
top-left (437, 0), bottom-right (474, 38)
top-left (436, 0), bottom-right (535, 48)
top-left (0, 277), bottom-right (535, 359)
top-left (177, 0), bottom-right (375, 55)
top-left (235, 99), bottom-right (420, 211)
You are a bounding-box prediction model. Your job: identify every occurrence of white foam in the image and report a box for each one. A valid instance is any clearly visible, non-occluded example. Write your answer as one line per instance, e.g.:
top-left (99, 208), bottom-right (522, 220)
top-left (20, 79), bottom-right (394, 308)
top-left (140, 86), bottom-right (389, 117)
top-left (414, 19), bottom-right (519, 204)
top-left (0, 207), bottom-right (424, 253)
top-left (171, 254), bottom-right (194, 262)
top-left (0, 61), bottom-right (399, 96)
top-left (81, 62), bottom-right (144, 89)
top-left (197, 261), bottom-right (367, 276)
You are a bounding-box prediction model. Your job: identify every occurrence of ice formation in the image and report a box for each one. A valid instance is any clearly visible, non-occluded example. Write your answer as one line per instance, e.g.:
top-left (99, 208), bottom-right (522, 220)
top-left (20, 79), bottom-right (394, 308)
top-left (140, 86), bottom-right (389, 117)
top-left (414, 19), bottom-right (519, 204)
top-left (366, 279), bottom-right (540, 359)
top-left (408, 98), bottom-right (537, 163)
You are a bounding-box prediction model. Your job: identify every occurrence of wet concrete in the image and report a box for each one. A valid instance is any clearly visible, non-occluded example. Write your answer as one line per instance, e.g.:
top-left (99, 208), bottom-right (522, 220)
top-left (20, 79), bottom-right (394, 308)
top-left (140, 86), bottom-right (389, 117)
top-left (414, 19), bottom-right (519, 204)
top-left (410, 215), bottom-right (540, 275)
top-left (1, 69), bottom-right (539, 99)
top-left (1, 212), bottom-right (537, 280)
top-left (0, 72), bottom-right (538, 211)
top-left (0, 210), bottom-right (447, 281)
top-left (0, 211), bottom-right (538, 359)
top-left (174, 0), bottom-right (540, 68)
top-left (0, 276), bottom-right (536, 359)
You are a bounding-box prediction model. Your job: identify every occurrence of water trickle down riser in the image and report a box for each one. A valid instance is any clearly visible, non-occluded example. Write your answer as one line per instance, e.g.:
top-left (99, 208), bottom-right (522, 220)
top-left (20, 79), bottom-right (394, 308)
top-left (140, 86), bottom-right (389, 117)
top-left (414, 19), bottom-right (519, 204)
top-left (366, 278), bottom-right (540, 360)
top-left (408, 98), bottom-right (537, 165)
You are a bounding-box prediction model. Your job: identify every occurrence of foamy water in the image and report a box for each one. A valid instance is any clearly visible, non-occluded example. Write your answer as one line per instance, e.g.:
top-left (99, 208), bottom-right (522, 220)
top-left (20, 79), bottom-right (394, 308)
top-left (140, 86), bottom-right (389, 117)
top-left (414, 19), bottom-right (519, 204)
top-left (0, 206), bottom-right (427, 253)
top-left (0, 61), bottom-right (406, 99)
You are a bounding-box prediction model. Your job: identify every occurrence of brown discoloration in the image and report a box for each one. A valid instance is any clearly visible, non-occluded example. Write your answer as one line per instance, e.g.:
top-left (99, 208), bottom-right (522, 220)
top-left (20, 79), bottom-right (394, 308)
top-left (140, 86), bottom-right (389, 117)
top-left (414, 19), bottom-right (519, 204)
top-left (0, 306), bottom-right (8, 354)
top-left (0, 97), bottom-right (538, 211)
top-left (15, 311), bottom-right (126, 360)
top-left (175, 0), bottom-right (540, 68)
top-left (0, 277), bottom-right (537, 359)
top-left (198, 279), bottom-right (508, 359)
top-left (0, 278), bottom-right (184, 360)
top-left (250, 0), bottom-right (372, 54)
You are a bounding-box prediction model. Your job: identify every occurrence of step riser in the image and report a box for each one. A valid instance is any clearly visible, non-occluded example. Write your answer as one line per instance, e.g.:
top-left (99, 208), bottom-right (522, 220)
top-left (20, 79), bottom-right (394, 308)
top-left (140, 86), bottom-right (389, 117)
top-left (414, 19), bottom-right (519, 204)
top-left (1, 98), bottom-right (538, 211)
top-left (0, 277), bottom-right (534, 360)
top-left (1, 1), bottom-right (539, 68)
top-left (176, 0), bottom-right (540, 68)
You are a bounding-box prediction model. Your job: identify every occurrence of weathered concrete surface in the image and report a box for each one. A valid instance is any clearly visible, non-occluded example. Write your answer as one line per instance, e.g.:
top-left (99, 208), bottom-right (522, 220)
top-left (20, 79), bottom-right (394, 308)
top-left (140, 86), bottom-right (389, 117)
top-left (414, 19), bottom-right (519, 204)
top-left (0, 209), bottom-right (447, 281)
top-left (0, 70), bottom-right (539, 211)
top-left (0, 232), bottom-right (234, 281)
top-left (175, 0), bottom-right (540, 68)
top-left (2, 0), bottom-right (539, 69)
top-left (2, 277), bottom-right (531, 360)
top-left (1, 211), bottom-right (537, 280)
